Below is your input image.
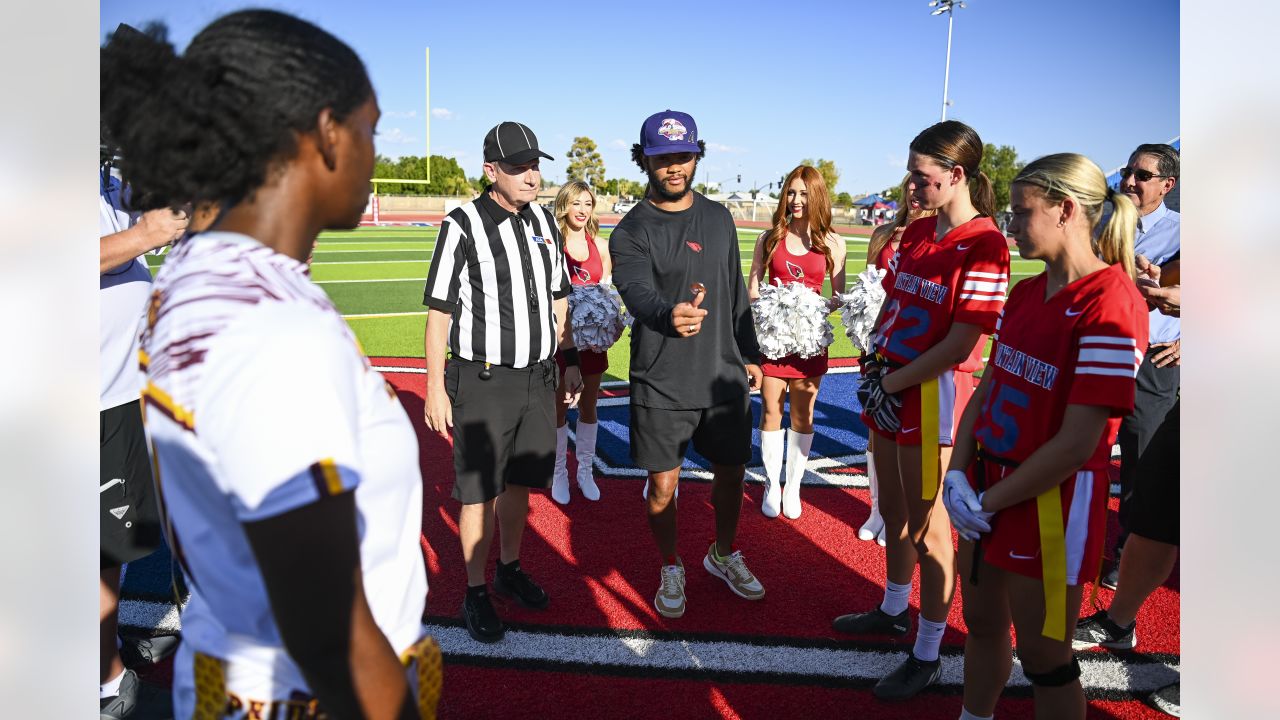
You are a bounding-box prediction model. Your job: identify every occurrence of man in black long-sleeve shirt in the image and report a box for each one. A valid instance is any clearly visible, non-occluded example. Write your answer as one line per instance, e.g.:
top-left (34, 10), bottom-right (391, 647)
top-left (610, 109), bottom-right (765, 619)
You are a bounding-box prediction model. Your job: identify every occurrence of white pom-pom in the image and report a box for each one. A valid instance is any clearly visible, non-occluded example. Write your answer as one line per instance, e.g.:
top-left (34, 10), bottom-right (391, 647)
top-left (569, 283), bottom-right (629, 352)
top-left (835, 266), bottom-right (888, 354)
top-left (750, 282), bottom-right (835, 360)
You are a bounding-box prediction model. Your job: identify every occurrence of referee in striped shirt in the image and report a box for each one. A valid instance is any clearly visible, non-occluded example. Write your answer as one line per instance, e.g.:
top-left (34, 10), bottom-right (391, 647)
top-left (423, 121), bottom-right (582, 643)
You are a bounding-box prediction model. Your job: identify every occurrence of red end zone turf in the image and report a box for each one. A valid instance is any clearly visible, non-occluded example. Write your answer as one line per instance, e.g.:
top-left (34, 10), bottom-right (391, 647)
top-left (376, 358), bottom-right (1180, 719)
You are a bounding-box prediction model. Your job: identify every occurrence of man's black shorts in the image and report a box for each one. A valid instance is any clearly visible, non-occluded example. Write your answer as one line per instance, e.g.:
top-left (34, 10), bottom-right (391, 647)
top-left (1126, 398), bottom-right (1179, 545)
top-left (446, 358), bottom-right (557, 504)
top-left (101, 400), bottom-right (163, 568)
top-left (630, 393), bottom-right (753, 472)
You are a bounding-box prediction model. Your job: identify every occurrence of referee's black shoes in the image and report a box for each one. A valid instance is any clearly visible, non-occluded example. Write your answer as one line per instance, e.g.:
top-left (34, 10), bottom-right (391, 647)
top-left (462, 586), bottom-right (505, 643)
top-left (494, 560), bottom-right (550, 610)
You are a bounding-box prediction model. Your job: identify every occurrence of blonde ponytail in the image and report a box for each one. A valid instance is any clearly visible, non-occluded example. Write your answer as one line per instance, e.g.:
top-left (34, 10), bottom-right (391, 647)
top-left (1014, 153), bottom-right (1135, 277)
top-left (1097, 189), bottom-right (1137, 279)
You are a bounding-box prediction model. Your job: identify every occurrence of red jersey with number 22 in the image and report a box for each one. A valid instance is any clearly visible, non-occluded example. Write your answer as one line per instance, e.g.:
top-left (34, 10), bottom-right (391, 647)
top-left (973, 265), bottom-right (1149, 470)
top-left (875, 215), bottom-right (1009, 372)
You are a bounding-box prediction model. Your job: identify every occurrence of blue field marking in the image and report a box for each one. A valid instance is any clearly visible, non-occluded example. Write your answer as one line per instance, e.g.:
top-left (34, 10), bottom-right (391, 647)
top-left (571, 368), bottom-right (872, 486)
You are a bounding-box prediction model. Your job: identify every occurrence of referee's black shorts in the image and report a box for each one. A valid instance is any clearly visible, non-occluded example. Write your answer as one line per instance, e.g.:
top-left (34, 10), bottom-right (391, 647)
top-left (446, 358), bottom-right (557, 504)
top-left (630, 393), bottom-right (753, 472)
top-left (1125, 398), bottom-right (1179, 546)
top-left (101, 400), bottom-right (163, 569)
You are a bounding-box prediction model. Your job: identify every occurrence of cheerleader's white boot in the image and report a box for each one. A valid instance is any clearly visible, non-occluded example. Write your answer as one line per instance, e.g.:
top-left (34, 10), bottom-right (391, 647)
top-left (858, 449), bottom-right (886, 543)
top-left (760, 429), bottom-right (785, 518)
top-left (551, 424), bottom-right (570, 505)
top-left (575, 421), bottom-right (601, 501)
top-left (782, 430), bottom-right (813, 520)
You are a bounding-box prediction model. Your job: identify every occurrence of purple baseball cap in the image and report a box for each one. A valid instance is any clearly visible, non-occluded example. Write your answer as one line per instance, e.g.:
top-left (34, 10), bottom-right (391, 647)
top-left (640, 110), bottom-right (700, 156)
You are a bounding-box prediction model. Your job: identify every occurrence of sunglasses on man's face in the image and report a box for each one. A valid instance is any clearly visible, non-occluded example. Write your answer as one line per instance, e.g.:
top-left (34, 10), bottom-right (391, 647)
top-left (1119, 167), bottom-right (1168, 182)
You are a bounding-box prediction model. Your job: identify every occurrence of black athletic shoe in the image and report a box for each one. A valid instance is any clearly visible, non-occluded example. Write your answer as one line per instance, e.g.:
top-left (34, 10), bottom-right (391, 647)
top-left (461, 588), bottom-right (505, 643)
top-left (119, 633), bottom-right (181, 668)
top-left (494, 562), bottom-right (550, 610)
top-left (1072, 609), bottom-right (1136, 650)
top-left (1147, 681), bottom-right (1180, 717)
top-left (1099, 563), bottom-right (1120, 591)
top-left (99, 669), bottom-right (140, 719)
top-left (832, 607), bottom-right (910, 636)
top-left (873, 653), bottom-right (942, 701)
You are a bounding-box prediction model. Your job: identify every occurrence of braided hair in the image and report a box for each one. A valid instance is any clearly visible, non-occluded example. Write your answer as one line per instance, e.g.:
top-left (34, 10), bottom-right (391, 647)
top-left (100, 10), bottom-right (372, 212)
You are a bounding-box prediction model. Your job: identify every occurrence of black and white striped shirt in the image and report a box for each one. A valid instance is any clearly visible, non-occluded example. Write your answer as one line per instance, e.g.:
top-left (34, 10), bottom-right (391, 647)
top-left (423, 190), bottom-right (570, 368)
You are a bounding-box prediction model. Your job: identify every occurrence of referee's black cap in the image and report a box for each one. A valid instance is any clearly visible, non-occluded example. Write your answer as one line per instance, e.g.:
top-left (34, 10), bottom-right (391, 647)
top-left (483, 121), bottom-right (554, 165)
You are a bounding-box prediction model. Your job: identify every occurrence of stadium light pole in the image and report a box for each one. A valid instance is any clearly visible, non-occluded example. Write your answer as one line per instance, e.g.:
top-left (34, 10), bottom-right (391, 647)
top-left (430, 46), bottom-right (435, 181)
top-left (929, 0), bottom-right (966, 121)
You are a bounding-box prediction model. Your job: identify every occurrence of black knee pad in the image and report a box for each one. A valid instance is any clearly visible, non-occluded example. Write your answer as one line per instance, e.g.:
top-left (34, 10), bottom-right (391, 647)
top-left (1023, 656), bottom-right (1081, 687)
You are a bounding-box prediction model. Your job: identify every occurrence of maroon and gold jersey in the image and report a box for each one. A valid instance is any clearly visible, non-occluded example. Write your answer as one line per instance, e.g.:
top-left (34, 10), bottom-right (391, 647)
top-left (974, 264), bottom-right (1149, 470)
top-left (874, 215), bottom-right (1010, 372)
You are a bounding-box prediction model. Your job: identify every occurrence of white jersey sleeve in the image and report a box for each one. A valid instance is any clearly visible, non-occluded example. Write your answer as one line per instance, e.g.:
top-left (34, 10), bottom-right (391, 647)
top-left (197, 301), bottom-right (366, 521)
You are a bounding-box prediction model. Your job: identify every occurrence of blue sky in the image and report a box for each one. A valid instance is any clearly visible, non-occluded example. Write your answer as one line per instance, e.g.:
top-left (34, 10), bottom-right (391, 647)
top-left (101, 0), bottom-right (1179, 197)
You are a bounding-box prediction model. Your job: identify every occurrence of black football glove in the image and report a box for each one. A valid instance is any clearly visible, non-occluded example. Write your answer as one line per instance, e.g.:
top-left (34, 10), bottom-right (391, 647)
top-left (861, 375), bottom-right (902, 431)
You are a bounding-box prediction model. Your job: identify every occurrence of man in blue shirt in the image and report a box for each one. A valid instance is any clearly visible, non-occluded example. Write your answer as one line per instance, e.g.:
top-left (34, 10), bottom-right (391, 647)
top-left (1102, 143), bottom-right (1180, 590)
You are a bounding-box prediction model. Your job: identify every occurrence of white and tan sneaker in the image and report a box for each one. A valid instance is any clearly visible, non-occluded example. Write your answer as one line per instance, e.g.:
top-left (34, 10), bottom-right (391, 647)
top-left (654, 559), bottom-right (686, 618)
top-left (702, 543), bottom-right (765, 600)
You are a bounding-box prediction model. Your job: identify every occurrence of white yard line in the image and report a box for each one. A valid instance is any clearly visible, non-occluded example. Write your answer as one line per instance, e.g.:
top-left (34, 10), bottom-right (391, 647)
top-left (315, 277), bottom-right (426, 284)
top-left (312, 248), bottom-right (431, 254)
top-left (425, 624), bottom-right (1178, 692)
top-left (311, 260), bottom-right (431, 266)
top-left (343, 311), bottom-right (428, 319)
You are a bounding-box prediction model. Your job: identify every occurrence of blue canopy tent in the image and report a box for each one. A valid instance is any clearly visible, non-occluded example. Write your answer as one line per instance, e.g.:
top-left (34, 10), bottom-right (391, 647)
top-left (853, 194), bottom-right (886, 207)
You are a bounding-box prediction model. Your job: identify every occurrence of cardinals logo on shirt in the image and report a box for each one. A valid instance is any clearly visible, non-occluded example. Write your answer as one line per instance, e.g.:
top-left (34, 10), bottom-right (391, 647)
top-left (574, 267), bottom-right (593, 283)
top-left (785, 260), bottom-right (805, 279)
top-left (686, 241), bottom-right (703, 253)
top-left (659, 119), bottom-right (689, 141)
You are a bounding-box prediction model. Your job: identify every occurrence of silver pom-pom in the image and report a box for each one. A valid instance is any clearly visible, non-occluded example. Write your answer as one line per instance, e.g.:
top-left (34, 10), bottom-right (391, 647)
top-left (569, 283), bottom-right (628, 352)
top-left (750, 282), bottom-right (835, 360)
top-left (836, 266), bottom-right (888, 354)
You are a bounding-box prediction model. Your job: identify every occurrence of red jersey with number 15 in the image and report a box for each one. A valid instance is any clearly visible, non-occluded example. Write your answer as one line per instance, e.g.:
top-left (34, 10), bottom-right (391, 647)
top-left (973, 265), bottom-right (1149, 470)
top-left (874, 215), bottom-right (1009, 372)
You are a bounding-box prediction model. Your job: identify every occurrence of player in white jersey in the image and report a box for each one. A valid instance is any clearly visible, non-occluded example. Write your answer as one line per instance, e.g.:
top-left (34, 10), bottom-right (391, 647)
top-left (102, 12), bottom-right (437, 719)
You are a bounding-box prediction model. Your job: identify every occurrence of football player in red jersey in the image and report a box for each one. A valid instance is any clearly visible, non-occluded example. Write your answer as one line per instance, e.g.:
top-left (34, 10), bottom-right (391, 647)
top-left (833, 121), bottom-right (1010, 701)
top-left (943, 153), bottom-right (1148, 720)
top-left (747, 165), bottom-right (847, 519)
top-left (859, 175), bottom-right (936, 544)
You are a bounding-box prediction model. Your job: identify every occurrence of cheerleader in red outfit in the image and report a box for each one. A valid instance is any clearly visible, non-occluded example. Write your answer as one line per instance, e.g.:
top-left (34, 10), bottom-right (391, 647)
top-left (859, 175), bottom-right (935, 543)
top-left (747, 165), bottom-right (847, 520)
top-left (832, 121), bottom-right (1010, 701)
top-left (551, 181), bottom-right (612, 504)
top-left (943, 154), bottom-right (1147, 720)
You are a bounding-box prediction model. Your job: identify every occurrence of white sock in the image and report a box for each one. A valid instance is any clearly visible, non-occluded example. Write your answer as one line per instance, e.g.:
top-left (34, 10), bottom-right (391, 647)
top-left (959, 708), bottom-right (994, 720)
top-left (913, 616), bottom-right (947, 662)
top-left (101, 668), bottom-right (125, 699)
top-left (880, 580), bottom-right (911, 616)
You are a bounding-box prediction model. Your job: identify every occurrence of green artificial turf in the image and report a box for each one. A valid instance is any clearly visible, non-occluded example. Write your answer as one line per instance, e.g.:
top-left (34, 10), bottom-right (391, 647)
top-left (151, 225), bottom-right (1041, 376)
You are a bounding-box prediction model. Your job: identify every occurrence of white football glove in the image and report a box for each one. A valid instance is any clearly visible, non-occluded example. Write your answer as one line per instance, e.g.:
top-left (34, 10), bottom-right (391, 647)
top-left (942, 470), bottom-right (993, 541)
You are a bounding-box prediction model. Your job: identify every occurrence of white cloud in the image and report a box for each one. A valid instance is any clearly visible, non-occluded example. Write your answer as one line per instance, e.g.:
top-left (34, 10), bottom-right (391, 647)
top-left (377, 127), bottom-right (418, 145)
top-left (887, 153), bottom-right (906, 169)
top-left (384, 110), bottom-right (417, 119)
top-left (430, 108), bottom-right (454, 120)
top-left (706, 142), bottom-right (746, 154)
top-left (609, 138), bottom-right (629, 149)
